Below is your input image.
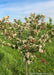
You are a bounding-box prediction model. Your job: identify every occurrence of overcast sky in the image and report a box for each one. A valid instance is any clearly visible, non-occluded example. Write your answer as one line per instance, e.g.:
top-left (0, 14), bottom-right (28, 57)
top-left (0, 0), bottom-right (54, 23)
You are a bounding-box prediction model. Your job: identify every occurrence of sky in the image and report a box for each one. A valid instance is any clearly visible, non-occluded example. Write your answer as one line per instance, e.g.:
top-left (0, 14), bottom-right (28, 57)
top-left (0, 0), bottom-right (54, 23)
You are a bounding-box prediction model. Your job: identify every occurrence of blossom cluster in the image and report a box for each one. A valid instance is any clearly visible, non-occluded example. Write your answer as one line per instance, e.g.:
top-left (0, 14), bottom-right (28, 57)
top-left (0, 13), bottom-right (54, 64)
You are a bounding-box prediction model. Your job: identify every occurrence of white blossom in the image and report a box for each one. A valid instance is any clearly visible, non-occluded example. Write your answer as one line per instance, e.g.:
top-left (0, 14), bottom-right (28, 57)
top-left (23, 40), bottom-right (27, 44)
top-left (12, 45), bottom-right (15, 48)
top-left (27, 60), bottom-right (31, 64)
top-left (39, 48), bottom-right (43, 53)
top-left (49, 40), bottom-right (51, 43)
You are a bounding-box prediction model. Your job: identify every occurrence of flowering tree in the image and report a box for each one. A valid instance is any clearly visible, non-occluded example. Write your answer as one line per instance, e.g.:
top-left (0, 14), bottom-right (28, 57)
top-left (0, 13), bottom-right (54, 75)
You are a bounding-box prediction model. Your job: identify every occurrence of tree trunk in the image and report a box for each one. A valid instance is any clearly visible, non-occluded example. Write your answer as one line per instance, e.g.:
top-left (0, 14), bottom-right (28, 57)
top-left (25, 61), bottom-right (27, 75)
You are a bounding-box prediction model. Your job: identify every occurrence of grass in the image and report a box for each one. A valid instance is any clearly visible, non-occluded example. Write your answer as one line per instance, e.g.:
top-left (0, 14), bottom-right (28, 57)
top-left (0, 31), bottom-right (54, 75)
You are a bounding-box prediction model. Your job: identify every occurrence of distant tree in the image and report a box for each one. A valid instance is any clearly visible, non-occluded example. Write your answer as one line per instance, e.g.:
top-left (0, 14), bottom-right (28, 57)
top-left (47, 17), bottom-right (53, 30)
